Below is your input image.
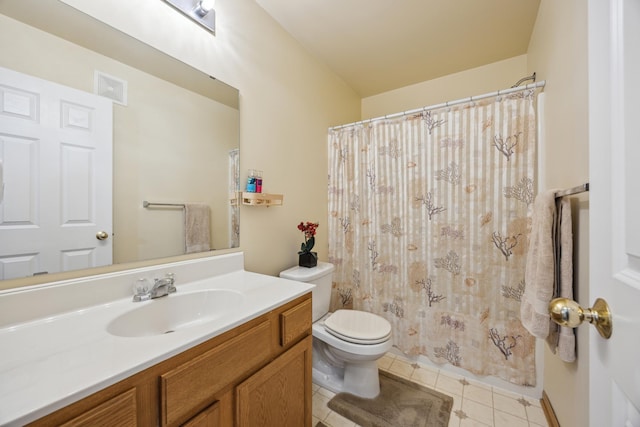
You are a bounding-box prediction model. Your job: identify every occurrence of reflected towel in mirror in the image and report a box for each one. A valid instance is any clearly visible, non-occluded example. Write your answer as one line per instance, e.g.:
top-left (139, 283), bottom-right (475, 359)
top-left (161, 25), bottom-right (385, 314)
top-left (185, 203), bottom-right (211, 254)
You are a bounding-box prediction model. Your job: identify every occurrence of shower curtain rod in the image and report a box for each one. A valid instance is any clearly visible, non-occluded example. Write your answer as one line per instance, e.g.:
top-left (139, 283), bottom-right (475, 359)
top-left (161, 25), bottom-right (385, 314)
top-left (511, 72), bottom-right (536, 88)
top-left (329, 80), bottom-right (546, 131)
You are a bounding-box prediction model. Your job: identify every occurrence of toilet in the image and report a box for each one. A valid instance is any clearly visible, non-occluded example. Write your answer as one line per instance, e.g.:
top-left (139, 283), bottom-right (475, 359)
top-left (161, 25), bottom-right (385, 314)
top-left (280, 262), bottom-right (392, 398)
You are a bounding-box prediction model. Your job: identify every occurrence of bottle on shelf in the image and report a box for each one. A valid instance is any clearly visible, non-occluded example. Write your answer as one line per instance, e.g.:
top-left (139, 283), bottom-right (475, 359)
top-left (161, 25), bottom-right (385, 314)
top-left (246, 169), bottom-right (257, 193)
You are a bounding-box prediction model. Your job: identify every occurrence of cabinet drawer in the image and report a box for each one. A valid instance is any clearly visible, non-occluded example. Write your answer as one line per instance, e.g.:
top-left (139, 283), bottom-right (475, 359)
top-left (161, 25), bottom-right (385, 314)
top-left (161, 320), bottom-right (272, 427)
top-left (280, 298), bottom-right (312, 347)
top-left (60, 388), bottom-right (137, 427)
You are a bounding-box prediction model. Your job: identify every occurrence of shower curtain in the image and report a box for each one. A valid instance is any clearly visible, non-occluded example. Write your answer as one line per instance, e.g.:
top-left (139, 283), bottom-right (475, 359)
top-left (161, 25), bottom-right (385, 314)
top-left (327, 88), bottom-right (540, 386)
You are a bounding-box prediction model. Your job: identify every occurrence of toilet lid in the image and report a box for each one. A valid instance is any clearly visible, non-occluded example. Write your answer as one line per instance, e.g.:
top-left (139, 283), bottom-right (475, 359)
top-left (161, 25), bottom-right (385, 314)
top-left (323, 310), bottom-right (392, 344)
top-left (324, 326), bottom-right (391, 345)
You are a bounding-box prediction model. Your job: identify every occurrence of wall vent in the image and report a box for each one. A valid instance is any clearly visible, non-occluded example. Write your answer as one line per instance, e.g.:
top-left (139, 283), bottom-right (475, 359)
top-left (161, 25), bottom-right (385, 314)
top-left (94, 71), bottom-right (128, 106)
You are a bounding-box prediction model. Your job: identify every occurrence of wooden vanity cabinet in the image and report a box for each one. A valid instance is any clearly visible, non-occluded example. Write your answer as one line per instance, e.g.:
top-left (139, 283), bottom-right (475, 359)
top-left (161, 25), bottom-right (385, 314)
top-left (27, 294), bottom-right (312, 427)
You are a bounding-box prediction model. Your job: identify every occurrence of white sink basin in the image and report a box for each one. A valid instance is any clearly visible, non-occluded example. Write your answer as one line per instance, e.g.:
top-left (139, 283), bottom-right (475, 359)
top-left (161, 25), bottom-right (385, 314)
top-left (107, 289), bottom-right (244, 337)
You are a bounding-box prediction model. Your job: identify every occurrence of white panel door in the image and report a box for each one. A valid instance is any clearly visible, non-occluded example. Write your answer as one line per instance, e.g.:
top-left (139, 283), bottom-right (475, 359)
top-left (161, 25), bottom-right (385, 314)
top-left (588, 0), bottom-right (640, 426)
top-left (0, 66), bottom-right (113, 279)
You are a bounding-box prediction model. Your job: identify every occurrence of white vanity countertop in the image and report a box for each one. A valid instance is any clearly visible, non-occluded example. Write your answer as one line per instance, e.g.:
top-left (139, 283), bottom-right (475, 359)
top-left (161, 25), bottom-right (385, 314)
top-left (0, 254), bottom-right (313, 426)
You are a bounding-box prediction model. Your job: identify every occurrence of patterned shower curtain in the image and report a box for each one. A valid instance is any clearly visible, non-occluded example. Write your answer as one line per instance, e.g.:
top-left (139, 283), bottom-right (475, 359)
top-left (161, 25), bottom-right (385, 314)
top-left (327, 88), bottom-right (540, 386)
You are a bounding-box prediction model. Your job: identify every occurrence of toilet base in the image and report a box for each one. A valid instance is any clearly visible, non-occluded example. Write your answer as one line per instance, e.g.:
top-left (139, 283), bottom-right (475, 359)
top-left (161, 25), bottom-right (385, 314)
top-left (343, 360), bottom-right (381, 398)
top-left (312, 361), bottom-right (381, 399)
top-left (312, 340), bottom-right (382, 398)
top-left (312, 366), bottom-right (344, 395)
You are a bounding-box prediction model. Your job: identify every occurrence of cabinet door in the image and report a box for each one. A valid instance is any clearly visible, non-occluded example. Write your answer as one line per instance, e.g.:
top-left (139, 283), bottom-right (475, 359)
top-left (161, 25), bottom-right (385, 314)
top-left (182, 401), bottom-right (220, 427)
top-left (236, 336), bottom-right (312, 427)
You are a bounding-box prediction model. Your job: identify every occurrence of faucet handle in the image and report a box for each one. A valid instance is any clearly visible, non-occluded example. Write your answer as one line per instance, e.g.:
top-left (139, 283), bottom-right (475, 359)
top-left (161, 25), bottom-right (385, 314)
top-left (165, 273), bottom-right (177, 293)
top-left (132, 278), bottom-right (151, 302)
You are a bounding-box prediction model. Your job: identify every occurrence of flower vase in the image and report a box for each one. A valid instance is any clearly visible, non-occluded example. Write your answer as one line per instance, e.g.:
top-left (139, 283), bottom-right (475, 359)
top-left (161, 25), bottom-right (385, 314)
top-left (298, 251), bottom-right (318, 268)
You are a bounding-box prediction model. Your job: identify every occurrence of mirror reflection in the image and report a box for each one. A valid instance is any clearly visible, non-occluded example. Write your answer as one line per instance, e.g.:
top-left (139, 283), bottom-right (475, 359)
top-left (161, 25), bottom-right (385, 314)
top-left (0, 1), bottom-right (240, 281)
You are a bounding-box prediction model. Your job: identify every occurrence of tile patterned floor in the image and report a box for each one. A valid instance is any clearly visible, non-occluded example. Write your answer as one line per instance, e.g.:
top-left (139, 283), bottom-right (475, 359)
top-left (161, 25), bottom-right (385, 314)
top-left (312, 352), bottom-right (549, 427)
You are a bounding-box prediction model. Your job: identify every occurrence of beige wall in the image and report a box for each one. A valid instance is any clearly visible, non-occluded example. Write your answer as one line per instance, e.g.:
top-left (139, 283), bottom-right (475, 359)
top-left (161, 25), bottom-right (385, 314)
top-left (362, 55), bottom-right (527, 119)
top-left (0, 15), bottom-right (238, 263)
top-left (527, 0), bottom-right (589, 426)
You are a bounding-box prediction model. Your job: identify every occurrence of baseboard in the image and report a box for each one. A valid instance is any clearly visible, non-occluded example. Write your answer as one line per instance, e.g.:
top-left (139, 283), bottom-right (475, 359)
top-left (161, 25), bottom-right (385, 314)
top-left (541, 390), bottom-right (561, 427)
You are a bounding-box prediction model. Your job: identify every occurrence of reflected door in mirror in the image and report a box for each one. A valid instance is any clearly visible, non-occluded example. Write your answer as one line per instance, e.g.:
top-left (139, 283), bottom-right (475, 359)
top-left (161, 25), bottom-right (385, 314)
top-left (0, 66), bottom-right (113, 279)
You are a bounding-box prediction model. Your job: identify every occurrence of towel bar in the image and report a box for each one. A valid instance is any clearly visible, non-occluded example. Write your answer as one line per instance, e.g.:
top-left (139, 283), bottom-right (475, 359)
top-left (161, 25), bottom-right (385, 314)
top-left (554, 183), bottom-right (589, 199)
top-left (143, 201), bottom-right (185, 208)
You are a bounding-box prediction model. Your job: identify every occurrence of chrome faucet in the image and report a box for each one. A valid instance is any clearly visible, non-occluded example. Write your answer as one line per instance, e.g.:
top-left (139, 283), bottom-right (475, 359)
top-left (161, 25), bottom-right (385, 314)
top-left (133, 273), bottom-right (176, 302)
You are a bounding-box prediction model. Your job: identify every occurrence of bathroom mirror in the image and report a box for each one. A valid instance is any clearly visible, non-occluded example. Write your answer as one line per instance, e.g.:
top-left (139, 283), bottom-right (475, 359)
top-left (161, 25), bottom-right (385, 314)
top-left (0, 1), bottom-right (240, 284)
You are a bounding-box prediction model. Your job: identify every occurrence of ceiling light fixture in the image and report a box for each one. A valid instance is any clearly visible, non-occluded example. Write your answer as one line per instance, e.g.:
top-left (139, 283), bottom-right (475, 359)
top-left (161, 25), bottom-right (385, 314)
top-left (163, 0), bottom-right (216, 34)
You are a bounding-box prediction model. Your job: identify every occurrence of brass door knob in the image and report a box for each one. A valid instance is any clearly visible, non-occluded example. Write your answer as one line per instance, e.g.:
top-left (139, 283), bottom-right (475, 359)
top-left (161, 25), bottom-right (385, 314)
top-left (96, 231), bottom-right (110, 240)
top-left (549, 297), bottom-right (612, 339)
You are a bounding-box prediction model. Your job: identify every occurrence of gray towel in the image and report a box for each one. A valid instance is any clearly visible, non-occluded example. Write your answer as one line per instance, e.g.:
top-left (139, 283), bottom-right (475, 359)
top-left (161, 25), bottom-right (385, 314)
top-left (184, 203), bottom-right (211, 254)
top-left (547, 198), bottom-right (576, 362)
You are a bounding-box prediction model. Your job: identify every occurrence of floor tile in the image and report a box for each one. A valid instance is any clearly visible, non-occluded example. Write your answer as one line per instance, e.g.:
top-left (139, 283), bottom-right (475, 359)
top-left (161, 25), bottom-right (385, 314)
top-left (316, 386), bottom-right (336, 400)
top-left (436, 372), bottom-right (465, 396)
top-left (492, 392), bottom-right (527, 419)
top-left (461, 398), bottom-right (494, 426)
top-left (459, 418), bottom-right (492, 427)
top-left (312, 392), bottom-right (332, 421)
top-left (410, 365), bottom-right (438, 387)
top-left (465, 377), bottom-right (492, 390)
top-left (450, 393), bottom-right (463, 411)
top-left (387, 358), bottom-right (415, 378)
top-left (324, 410), bottom-right (358, 427)
top-left (463, 383), bottom-right (493, 407)
top-left (527, 404), bottom-right (549, 425)
top-left (376, 354), bottom-right (395, 370)
top-left (492, 385), bottom-right (526, 400)
top-left (493, 409), bottom-right (529, 427)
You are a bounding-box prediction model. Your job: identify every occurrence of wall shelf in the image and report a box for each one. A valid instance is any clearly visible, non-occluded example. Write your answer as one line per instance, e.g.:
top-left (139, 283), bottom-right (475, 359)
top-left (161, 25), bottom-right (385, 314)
top-left (239, 192), bottom-right (284, 207)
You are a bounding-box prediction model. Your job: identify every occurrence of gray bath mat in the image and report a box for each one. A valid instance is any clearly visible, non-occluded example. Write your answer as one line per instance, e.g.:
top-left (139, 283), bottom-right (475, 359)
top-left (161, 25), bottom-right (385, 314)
top-left (327, 370), bottom-right (453, 427)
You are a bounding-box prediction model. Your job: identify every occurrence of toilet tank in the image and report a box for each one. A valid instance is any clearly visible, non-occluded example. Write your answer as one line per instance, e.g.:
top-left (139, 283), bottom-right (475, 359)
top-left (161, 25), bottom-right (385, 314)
top-left (280, 262), bottom-right (334, 322)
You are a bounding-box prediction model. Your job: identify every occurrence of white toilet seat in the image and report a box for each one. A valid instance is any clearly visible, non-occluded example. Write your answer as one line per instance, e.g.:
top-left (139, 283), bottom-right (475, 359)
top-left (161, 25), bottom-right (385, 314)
top-left (312, 322), bottom-right (392, 356)
top-left (323, 309), bottom-right (392, 344)
top-left (324, 327), bottom-right (391, 344)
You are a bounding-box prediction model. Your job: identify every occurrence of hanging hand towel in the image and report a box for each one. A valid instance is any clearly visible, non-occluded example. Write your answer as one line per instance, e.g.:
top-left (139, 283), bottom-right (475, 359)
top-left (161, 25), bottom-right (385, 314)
top-left (184, 203), bottom-right (211, 254)
top-left (549, 197), bottom-right (577, 362)
top-left (521, 190), bottom-right (557, 338)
